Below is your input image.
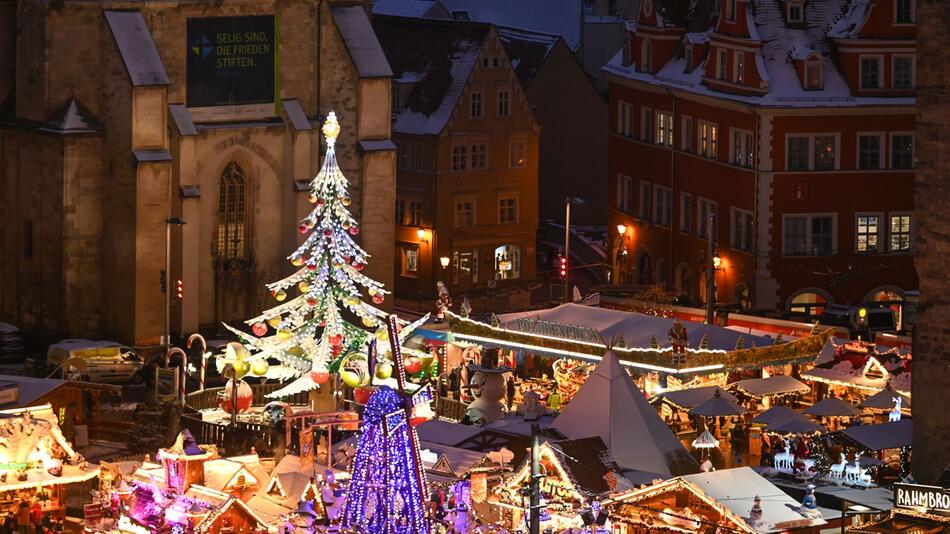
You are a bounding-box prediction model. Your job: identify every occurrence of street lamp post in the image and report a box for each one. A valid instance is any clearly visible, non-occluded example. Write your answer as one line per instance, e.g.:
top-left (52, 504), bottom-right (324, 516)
top-left (705, 213), bottom-right (717, 325)
top-left (616, 224), bottom-right (627, 285)
top-left (563, 197), bottom-right (584, 303)
top-left (164, 217), bottom-right (186, 351)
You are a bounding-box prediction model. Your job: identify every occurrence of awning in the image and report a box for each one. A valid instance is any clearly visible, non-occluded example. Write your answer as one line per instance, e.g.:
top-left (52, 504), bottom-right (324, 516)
top-left (804, 397), bottom-right (861, 417)
top-left (752, 406), bottom-right (824, 434)
top-left (652, 386), bottom-right (740, 411)
top-left (727, 375), bottom-right (810, 399)
top-left (841, 419), bottom-right (913, 451)
top-left (690, 389), bottom-right (745, 417)
top-left (860, 389), bottom-right (911, 410)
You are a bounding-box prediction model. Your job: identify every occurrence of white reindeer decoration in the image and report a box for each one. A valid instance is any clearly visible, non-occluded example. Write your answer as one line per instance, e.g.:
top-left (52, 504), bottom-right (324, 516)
top-left (774, 444), bottom-right (794, 471)
top-left (889, 396), bottom-right (903, 422)
top-left (846, 451), bottom-right (870, 484)
top-left (830, 452), bottom-right (848, 479)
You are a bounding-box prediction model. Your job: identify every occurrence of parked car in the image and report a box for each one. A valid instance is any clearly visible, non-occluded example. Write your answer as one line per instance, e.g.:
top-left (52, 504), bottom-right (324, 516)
top-left (46, 339), bottom-right (144, 383)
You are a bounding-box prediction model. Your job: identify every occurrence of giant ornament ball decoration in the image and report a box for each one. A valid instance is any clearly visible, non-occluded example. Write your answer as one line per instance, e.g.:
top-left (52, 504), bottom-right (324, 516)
top-left (252, 322), bottom-right (268, 337)
top-left (219, 379), bottom-right (254, 414)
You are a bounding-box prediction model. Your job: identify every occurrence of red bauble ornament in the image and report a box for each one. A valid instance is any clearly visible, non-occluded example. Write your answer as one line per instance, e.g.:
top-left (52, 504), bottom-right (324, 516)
top-left (306, 297), bottom-right (318, 307)
top-left (354, 262), bottom-right (364, 271)
top-left (298, 223), bottom-right (309, 234)
top-left (219, 380), bottom-right (253, 414)
top-left (307, 263), bottom-right (318, 272)
top-left (332, 345), bottom-right (343, 356)
top-left (403, 356), bottom-right (423, 374)
top-left (353, 386), bottom-right (375, 405)
top-left (310, 369), bottom-right (330, 385)
top-left (349, 226), bottom-right (360, 235)
top-left (372, 294), bottom-right (384, 305)
top-left (328, 333), bottom-right (343, 346)
top-left (323, 229), bottom-right (333, 237)
top-left (316, 197), bottom-right (326, 206)
top-left (251, 322), bottom-right (268, 337)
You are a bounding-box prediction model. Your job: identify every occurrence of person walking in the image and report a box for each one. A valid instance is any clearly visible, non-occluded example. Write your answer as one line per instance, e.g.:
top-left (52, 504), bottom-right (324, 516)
top-left (16, 499), bottom-right (29, 534)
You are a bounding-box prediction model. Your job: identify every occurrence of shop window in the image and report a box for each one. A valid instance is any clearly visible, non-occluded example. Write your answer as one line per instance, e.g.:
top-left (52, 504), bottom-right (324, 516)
top-left (494, 245), bottom-right (521, 280)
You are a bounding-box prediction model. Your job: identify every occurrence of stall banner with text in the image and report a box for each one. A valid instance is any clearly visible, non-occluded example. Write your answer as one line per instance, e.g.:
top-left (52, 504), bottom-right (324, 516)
top-left (186, 15), bottom-right (276, 108)
top-left (894, 484), bottom-right (950, 516)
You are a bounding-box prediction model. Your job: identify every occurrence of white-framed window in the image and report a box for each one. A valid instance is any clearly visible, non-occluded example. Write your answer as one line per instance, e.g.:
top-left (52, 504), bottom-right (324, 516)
top-left (726, 0), bottom-right (736, 21)
top-left (814, 134), bottom-right (838, 170)
top-left (396, 197), bottom-right (423, 226)
top-left (783, 213), bottom-right (837, 256)
top-left (498, 195), bottom-right (518, 224)
top-left (509, 136), bottom-right (527, 167)
top-left (731, 128), bottom-right (753, 168)
top-left (699, 121), bottom-right (718, 158)
top-left (497, 89), bottom-right (510, 116)
top-left (733, 51), bottom-right (745, 83)
top-left (697, 197), bottom-right (718, 239)
top-left (787, 136), bottom-right (810, 170)
top-left (400, 246), bottom-right (419, 277)
top-left (617, 101), bottom-right (632, 137)
top-left (785, 134), bottom-right (839, 170)
top-left (454, 199), bottom-right (475, 227)
top-left (890, 132), bottom-right (914, 169)
top-left (684, 46), bottom-right (694, 72)
top-left (857, 133), bottom-right (884, 170)
top-left (680, 192), bottom-right (692, 234)
top-left (855, 213), bottom-right (881, 253)
top-left (717, 49), bottom-right (728, 80)
top-left (787, 1), bottom-right (803, 22)
top-left (805, 61), bottom-right (823, 89)
top-left (894, 0), bottom-right (915, 23)
top-left (653, 186), bottom-right (672, 226)
top-left (470, 143), bottom-right (487, 169)
top-left (893, 55), bottom-right (915, 89)
top-left (640, 38), bottom-right (652, 73)
top-left (731, 207), bottom-right (754, 253)
top-left (860, 55), bottom-right (882, 89)
top-left (682, 115), bottom-right (694, 152)
top-left (452, 144), bottom-right (468, 171)
top-left (639, 181), bottom-right (651, 220)
top-left (470, 91), bottom-right (483, 118)
top-left (617, 174), bottom-right (634, 214)
top-left (640, 107), bottom-right (653, 142)
top-left (655, 110), bottom-right (674, 147)
top-left (889, 212), bottom-right (913, 252)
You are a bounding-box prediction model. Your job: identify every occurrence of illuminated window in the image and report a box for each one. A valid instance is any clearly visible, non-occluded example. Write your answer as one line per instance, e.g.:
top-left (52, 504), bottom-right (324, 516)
top-left (401, 246), bottom-right (419, 276)
top-left (217, 162), bottom-right (247, 259)
top-left (856, 214), bottom-right (880, 253)
top-left (889, 214), bottom-right (912, 252)
top-left (494, 245), bottom-right (521, 280)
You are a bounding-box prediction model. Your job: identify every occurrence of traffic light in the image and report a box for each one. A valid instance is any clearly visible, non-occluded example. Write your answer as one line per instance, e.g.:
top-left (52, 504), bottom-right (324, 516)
top-left (558, 255), bottom-right (568, 279)
top-left (176, 279), bottom-right (184, 300)
top-left (853, 306), bottom-right (868, 329)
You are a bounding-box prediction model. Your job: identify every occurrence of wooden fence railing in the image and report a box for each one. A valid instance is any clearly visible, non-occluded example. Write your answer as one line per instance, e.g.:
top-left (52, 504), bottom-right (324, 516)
top-left (184, 383), bottom-right (310, 411)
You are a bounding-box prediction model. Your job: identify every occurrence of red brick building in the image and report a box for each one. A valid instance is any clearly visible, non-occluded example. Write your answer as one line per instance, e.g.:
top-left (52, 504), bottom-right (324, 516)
top-left (604, 0), bottom-right (917, 327)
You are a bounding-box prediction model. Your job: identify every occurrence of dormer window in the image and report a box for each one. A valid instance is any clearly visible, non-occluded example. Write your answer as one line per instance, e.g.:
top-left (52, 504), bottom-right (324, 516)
top-left (733, 51), bottom-right (745, 83)
top-left (640, 38), bottom-right (652, 73)
top-left (895, 0), bottom-right (914, 23)
top-left (805, 61), bottom-right (823, 90)
top-left (726, 0), bottom-right (736, 21)
top-left (684, 46), bottom-right (694, 72)
top-left (787, 2), bottom-right (803, 23)
top-left (717, 49), bottom-right (728, 80)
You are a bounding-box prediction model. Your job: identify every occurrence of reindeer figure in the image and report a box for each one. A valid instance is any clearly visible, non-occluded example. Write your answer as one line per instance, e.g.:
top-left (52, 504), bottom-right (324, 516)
top-left (830, 452), bottom-right (848, 479)
top-left (889, 396), bottom-right (902, 422)
top-left (774, 444), bottom-right (794, 471)
top-left (846, 452), bottom-right (864, 483)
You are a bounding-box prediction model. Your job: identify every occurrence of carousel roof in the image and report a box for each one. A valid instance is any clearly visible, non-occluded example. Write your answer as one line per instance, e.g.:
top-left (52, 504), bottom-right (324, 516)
top-left (552, 351), bottom-right (698, 478)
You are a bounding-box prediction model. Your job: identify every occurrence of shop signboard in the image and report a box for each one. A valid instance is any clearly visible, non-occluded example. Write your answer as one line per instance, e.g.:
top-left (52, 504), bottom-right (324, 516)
top-left (894, 483), bottom-right (950, 516)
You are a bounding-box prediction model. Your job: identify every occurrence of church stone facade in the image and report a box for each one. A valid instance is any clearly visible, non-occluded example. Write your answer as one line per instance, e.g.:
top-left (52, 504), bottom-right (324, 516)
top-left (0, 0), bottom-right (396, 348)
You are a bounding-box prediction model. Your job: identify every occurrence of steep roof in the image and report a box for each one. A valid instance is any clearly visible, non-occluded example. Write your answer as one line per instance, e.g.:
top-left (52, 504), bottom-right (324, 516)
top-left (373, 16), bottom-right (489, 135)
top-left (496, 27), bottom-right (561, 86)
top-left (552, 351), bottom-right (698, 478)
top-left (103, 10), bottom-right (169, 86)
top-left (330, 6), bottom-right (393, 78)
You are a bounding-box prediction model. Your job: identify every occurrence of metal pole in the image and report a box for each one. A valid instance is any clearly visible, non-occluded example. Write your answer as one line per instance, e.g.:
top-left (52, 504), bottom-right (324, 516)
top-left (165, 221), bottom-right (171, 352)
top-left (563, 199), bottom-right (571, 303)
top-left (529, 422), bottom-right (540, 534)
top-left (840, 499), bottom-right (847, 534)
top-left (705, 213), bottom-right (715, 325)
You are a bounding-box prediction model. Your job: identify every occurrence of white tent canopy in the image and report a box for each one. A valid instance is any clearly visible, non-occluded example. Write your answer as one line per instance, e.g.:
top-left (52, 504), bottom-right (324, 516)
top-left (552, 351), bottom-right (698, 478)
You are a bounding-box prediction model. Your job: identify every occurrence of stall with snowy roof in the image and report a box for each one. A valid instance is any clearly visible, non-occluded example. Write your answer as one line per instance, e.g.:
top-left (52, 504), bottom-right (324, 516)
top-left (801, 338), bottom-right (911, 404)
top-left (0, 404), bottom-right (99, 521)
top-left (605, 466), bottom-right (828, 534)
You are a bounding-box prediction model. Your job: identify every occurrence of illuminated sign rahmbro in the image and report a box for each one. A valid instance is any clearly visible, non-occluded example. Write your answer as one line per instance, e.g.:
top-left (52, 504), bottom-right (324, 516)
top-left (894, 483), bottom-right (950, 516)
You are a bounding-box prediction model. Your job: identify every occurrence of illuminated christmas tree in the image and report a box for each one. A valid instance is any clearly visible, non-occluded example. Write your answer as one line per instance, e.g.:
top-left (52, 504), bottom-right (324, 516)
top-left (224, 112), bottom-right (392, 398)
top-left (340, 386), bottom-right (429, 534)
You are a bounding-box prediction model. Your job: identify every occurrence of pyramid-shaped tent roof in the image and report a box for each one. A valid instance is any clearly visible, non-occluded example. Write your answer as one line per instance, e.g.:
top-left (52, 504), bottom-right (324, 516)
top-left (552, 351), bottom-right (697, 478)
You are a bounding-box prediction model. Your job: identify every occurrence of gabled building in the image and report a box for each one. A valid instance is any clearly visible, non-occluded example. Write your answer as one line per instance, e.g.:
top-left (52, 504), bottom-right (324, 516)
top-left (604, 0), bottom-right (917, 325)
top-left (373, 16), bottom-right (540, 299)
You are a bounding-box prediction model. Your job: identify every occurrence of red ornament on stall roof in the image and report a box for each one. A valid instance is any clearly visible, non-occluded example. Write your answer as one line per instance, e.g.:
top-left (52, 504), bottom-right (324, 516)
top-left (328, 333), bottom-right (343, 346)
top-left (372, 294), bottom-right (384, 305)
top-left (349, 226), bottom-right (360, 235)
top-left (251, 322), bottom-right (268, 337)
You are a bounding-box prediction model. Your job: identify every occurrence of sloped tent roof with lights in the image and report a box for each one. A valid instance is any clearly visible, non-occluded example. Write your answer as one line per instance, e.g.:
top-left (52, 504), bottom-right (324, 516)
top-left (651, 385), bottom-right (740, 410)
top-left (840, 419), bottom-right (913, 451)
top-left (860, 388), bottom-right (911, 410)
top-left (552, 351), bottom-right (698, 482)
top-left (727, 375), bottom-right (810, 399)
top-left (690, 389), bottom-right (746, 417)
top-left (804, 396), bottom-right (861, 417)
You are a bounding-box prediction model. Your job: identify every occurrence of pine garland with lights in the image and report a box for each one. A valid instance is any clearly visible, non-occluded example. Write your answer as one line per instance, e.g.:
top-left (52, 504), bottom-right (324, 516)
top-left (224, 112), bottom-right (393, 398)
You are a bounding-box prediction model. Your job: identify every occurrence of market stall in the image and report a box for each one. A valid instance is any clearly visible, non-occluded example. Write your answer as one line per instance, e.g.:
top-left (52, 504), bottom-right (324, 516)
top-left (726, 375), bottom-right (811, 409)
top-left (801, 339), bottom-right (911, 404)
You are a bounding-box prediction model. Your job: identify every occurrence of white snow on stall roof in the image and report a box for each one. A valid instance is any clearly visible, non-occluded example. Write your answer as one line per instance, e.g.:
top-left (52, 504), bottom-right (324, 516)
top-left (604, 0), bottom-right (915, 108)
top-left (440, 0), bottom-right (582, 50)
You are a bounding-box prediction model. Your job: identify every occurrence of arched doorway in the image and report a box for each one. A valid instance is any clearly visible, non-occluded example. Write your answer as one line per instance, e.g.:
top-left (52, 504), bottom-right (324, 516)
top-left (734, 283), bottom-right (751, 310)
top-left (866, 286), bottom-right (905, 330)
top-left (786, 288), bottom-right (832, 318)
top-left (636, 251), bottom-right (653, 285)
top-left (215, 161), bottom-right (253, 326)
top-left (699, 269), bottom-right (717, 305)
top-left (655, 258), bottom-right (666, 288)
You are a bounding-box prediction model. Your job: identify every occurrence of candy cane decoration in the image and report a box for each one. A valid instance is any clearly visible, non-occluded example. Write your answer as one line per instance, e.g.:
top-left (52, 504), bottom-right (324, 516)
top-left (187, 333), bottom-right (210, 391)
top-left (166, 347), bottom-right (188, 406)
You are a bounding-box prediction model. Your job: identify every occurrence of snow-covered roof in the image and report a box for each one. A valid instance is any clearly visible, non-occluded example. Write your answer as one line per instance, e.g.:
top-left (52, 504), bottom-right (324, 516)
top-left (373, 16), bottom-right (488, 136)
top-left (440, 0), bottom-right (582, 50)
top-left (416, 419), bottom-right (487, 447)
top-left (804, 338), bottom-right (911, 395)
top-left (682, 467), bottom-right (828, 533)
top-left (605, 0), bottom-right (915, 108)
top-left (419, 441), bottom-right (487, 476)
top-left (552, 351), bottom-right (698, 478)
top-left (651, 385), bottom-right (740, 410)
top-left (496, 26), bottom-right (561, 86)
top-left (828, 0), bottom-right (873, 38)
top-left (0, 375), bottom-right (65, 408)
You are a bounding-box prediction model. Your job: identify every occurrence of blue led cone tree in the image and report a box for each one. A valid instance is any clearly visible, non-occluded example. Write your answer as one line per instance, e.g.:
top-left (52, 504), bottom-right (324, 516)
top-left (224, 112), bottom-right (392, 398)
top-left (341, 385), bottom-right (429, 533)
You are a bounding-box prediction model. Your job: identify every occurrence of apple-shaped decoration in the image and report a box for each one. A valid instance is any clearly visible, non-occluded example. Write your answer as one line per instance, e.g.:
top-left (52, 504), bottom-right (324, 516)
top-left (323, 228), bottom-right (333, 237)
top-left (227, 360), bottom-right (251, 380)
top-left (267, 316), bottom-right (282, 328)
top-left (361, 316), bottom-right (376, 328)
top-left (353, 385), bottom-right (375, 405)
top-left (307, 193), bottom-right (318, 204)
top-left (328, 333), bottom-right (343, 346)
top-left (375, 328), bottom-right (388, 342)
top-left (298, 281), bottom-right (310, 292)
top-left (404, 356), bottom-right (423, 375)
top-left (291, 256), bottom-right (304, 267)
top-left (225, 342), bottom-right (251, 362)
top-left (340, 196), bottom-right (352, 206)
top-left (332, 345), bottom-right (343, 357)
top-left (372, 294), bottom-right (385, 305)
top-left (219, 379), bottom-right (253, 414)
top-left (251, 359), bottom-right (270, 376)
top-left (374, 361), bottom-right (393, 380)
top-left (298, 223), bottom-right (309, 234)
top-left (345, 296), bottom-right (359, 307)
top-left (276, 329), bottom-right (292, 341)
top-left (349, 226), bottom-right (360, 235)
top-left (354, 262), bottom-right (364, 271)
top-left (316, 197), bottom-right (326, 206)
top-left (307, 263), bottom-right (318, 272)
top-left (310, 367), bottom-right (330, 385)
top-left (251, 322), bottom-right (268, 337)
top-left (274, 289), bottom-right (287, 302)
top-left (340, 369), bottom-right (362, 388)
top-left (306, 297), bottom-right (318, 307)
